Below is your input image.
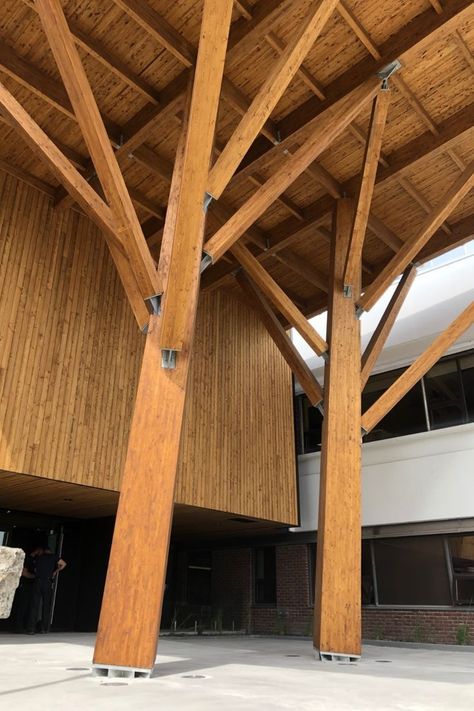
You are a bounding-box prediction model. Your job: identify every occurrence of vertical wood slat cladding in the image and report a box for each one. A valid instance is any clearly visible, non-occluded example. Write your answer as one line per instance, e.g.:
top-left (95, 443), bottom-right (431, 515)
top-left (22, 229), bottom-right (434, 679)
top-left (0, 171), bottom-right (297, 525)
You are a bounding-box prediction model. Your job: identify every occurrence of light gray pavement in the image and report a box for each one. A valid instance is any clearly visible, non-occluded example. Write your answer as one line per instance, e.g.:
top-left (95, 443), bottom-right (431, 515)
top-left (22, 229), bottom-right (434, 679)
top-left (0, 633), bottom-right (473, 710)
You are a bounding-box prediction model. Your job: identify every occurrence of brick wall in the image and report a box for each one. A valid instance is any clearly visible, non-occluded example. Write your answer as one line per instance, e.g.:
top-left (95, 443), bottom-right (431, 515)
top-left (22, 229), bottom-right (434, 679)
top-left (251, 544), bottom-right (314, 636)
top-left (362, 608), bottom-right (474, 645)
top-left (209, 542), bottom-right (474, 645)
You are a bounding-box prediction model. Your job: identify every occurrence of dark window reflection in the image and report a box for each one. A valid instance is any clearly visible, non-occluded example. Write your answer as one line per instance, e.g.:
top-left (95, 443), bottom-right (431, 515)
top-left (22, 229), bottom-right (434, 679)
top-left (362, 368), bottom-right (426, 442)
top-left (449, 534), bottom-right (474, 606)
top-left (459, 354), bottom-right (474, 422)
top-left (255, 547), bottom-right (276, 605)
top-left (362, 541), bottom-right (375, 605)
top-left (374, 536), bottom-right (451, 606)
top-left (425, 359), bottom-right (467, 429)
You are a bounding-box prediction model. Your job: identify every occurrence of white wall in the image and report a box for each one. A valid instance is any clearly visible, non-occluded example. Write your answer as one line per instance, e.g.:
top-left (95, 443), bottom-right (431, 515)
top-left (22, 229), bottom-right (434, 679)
top-left (294, 423), bottom-right (474, 532)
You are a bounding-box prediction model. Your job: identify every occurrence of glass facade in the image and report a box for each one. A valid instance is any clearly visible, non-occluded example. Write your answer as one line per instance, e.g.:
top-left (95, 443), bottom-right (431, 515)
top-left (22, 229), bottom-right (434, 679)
top-left (296, 348), bottom-right (474, 454)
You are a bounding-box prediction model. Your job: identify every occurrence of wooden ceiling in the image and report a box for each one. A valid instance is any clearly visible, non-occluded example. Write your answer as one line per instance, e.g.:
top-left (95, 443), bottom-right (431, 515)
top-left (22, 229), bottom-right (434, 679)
top-left (0, 0), bottom-right (473, 318)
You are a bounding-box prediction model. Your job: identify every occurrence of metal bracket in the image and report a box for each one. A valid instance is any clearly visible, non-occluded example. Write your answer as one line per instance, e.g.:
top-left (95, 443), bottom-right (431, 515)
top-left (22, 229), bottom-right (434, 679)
top-left (274, 128), bottom-right (282, 145)
top-left (343, 284), bottom-right (352, 298)
top-left (161, 349), bottom-right (177, 369)
top-left (361, 426), bottom-right (368, 438)
top-left (203, 192), bottom-right (213, 212)
top-left (318, 651), bottom-right (360, 663)
top-left (93, 664), bottom-right (151, 679)
top-left (355, 304), bottom-right (365, 319)
top-left (377, 58), bottom-right (401, 89)
top-left (316, 402), bottom-right (325, 416)
top-left (321, 351), bottom-right (329, 363)
top-left (200, 252), bottom-right (213, 274)
top-left (145, 294), bottom-right (161, 316)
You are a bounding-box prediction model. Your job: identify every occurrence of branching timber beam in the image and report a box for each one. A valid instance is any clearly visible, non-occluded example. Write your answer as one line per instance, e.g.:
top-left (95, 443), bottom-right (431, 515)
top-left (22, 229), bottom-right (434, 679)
top-left (343, 89), bottom-right (391, 292)
top-left (359, 162), bottom-right (474, 312)
top-left (237, 0), bottom-right (472, 177)
top-left (207, 0), bottom-right (340, 200)
top-left (158, 0), bottom-right (233, 354)
top-left (36, 0), bottom-right (161, 303)
top-left (93, 0), bottom-right (234, 677)
top-left (236, 270), bottom-right (324, 405)
top-left (360, 265), bottom-right (416, 389)
top-left (203, 76), bottom-right (380, 264)
top-left (0, 80), bottom-right (150, 329)
top-left (230, 241), bottom-right (328, 356)
top-left (362, 301), bottom-right (474, 433)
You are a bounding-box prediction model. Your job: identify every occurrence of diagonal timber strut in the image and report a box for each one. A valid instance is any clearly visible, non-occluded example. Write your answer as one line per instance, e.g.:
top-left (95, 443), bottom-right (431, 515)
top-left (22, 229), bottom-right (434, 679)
top-left (35, 0), bottom-right (161, 306)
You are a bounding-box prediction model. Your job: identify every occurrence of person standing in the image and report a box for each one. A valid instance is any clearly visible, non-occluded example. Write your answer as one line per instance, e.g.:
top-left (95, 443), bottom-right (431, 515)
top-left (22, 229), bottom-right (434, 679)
top-left (27, 544), bottom-right (66, 634)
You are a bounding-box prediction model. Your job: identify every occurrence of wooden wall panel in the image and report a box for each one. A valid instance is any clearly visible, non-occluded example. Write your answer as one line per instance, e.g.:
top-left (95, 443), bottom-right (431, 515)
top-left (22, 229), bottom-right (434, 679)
top-left (0, 171), bottom-right (297, 525)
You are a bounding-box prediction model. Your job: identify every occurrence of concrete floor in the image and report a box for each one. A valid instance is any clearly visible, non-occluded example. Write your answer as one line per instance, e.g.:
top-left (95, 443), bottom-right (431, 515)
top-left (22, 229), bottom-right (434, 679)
top-left (0, 634), bottom-right (473, 710)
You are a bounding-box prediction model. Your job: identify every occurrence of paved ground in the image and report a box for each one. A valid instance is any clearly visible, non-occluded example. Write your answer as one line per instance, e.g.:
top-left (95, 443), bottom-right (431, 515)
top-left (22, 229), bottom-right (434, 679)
top-left (0, 633), bottom-right (473, 710)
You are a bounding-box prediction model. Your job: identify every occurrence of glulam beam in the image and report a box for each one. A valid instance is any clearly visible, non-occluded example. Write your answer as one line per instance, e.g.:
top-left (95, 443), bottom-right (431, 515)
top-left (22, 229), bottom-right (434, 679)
top-left (314, 198), bottom-right (362, 660)
top-left (236, 271), bottom-right (323, 406)
top-left (359, 162), bottom-right (474, 312)
top-left (93, 0), bottom-right (234, 675)
top-left (204, 76), bottom-right (380, 263)
top-left (207, 0), bottom-right (340, 200)
top-left (159, 1), bottom-right (233, 353)
top-left (231, 241), bottom-right (328, 356)
top-left (343, 89), bottom-right (390, 292)
top-left (361, 265), bottom-right (416, 388)
top-left (36, 0), bottom-right (161, 303)
top-left (362, 301), bottom-right (474, 433)
top-left (0, 80), bottom-right (150, 328)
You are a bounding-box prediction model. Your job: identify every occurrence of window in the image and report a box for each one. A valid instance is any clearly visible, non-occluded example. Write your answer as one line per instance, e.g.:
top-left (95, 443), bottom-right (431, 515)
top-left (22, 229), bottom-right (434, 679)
top-left (425, 359), bottom-right (467, 429)
top-left (459, 353), bottom-right (474, 422)
top-left (448, 534), bottom-right (474, 606)
top-left (298, 395), bottom-right (323, 453)
top-left (373, 536), bottom-right (451, 606)
top-left (255, 547), bottom-right (276, 604)
top-left (362, 541), bottom-right (375, 605)
top-left (362, 368), bottom-right (426, 443)
top-left (308, 543), bottom-right (316, 603)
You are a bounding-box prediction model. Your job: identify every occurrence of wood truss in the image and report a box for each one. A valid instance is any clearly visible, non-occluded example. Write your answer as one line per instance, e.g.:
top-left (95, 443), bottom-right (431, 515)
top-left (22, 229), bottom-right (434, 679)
top-left (0, 0), bottom-right (472, 671)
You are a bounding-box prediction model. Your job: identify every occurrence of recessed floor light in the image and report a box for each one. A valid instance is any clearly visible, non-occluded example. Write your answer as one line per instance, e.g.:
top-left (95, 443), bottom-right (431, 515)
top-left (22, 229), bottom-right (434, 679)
top-left (181, 675), bottom-right (207, 679)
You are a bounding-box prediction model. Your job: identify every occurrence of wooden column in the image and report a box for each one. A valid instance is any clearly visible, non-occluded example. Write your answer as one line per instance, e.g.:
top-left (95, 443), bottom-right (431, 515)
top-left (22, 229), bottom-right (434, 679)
top-left (93, 0), bottom-right (233, 675)
top-left (313, 198), bottom-right (362, 660)
top-left (92, 310), bottom-right (197, 673)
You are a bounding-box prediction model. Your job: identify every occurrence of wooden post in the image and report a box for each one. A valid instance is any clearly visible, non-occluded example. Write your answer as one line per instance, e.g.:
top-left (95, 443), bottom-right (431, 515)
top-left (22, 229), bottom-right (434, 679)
top-left (313, 198), bottom-right (362, 660)
top-left (92, 310), bottom-right (197, 673)
top-left (93, 0), bottom-right (233, 676)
